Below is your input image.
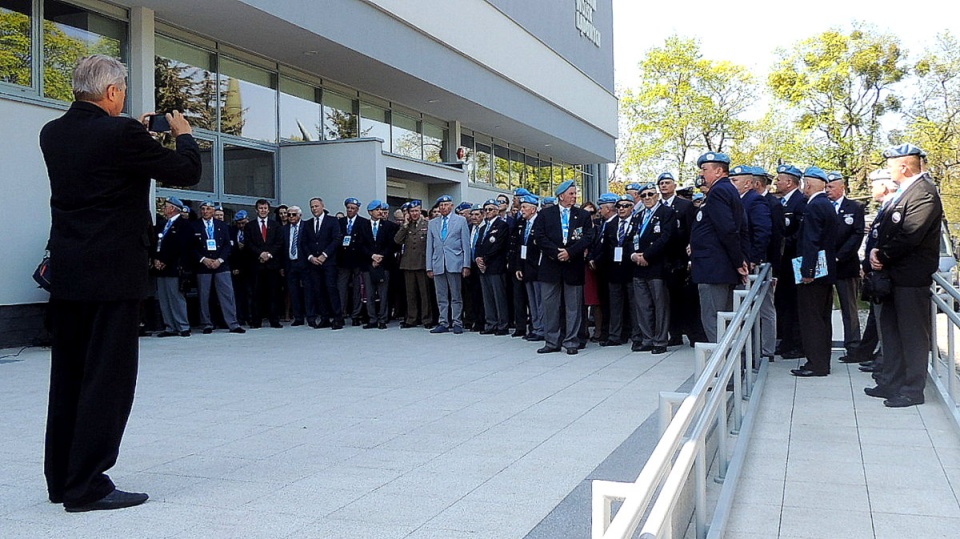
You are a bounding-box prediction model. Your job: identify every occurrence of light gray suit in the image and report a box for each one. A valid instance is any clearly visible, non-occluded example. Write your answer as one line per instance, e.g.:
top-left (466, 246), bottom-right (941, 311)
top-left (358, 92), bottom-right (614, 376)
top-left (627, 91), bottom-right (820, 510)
top-left (426, 213), bottom-right (472, 328)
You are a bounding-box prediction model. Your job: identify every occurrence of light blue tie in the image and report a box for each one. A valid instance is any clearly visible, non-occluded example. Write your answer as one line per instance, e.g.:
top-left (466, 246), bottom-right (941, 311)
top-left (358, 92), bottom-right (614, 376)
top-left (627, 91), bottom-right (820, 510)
top-left (524, 220), bottom-right (532, 244)
top-left (441, 216), bottom-right (448, 241)
top-left (833, 200), bottom-right (840, 213)
top-left (373, 221), bottom-right (379, 241)
top-left (290, 224), bottom-right (299, 259)
top-left (347, 218), bottom-right (353, 235)
top-left (561, 208), bottom-right (570, 242)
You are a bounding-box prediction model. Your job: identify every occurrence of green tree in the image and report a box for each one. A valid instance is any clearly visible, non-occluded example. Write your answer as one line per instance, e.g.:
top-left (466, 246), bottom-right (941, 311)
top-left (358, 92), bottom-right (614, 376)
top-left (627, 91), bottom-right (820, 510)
top-left (769, 24), bottom-right (907, 195)
top-left (0, 9), bottom-right (31, 86)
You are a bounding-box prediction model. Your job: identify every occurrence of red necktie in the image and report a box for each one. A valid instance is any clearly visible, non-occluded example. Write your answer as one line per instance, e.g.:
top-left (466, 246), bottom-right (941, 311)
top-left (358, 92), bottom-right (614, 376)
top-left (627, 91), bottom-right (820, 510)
top-left (260, 219), bottom-right (267, 241)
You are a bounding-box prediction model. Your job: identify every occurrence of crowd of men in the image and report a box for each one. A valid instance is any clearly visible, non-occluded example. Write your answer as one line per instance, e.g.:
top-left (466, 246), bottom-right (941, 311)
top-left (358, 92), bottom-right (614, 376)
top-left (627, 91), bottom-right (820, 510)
top-left (152, 145), bottom-right (943, 407)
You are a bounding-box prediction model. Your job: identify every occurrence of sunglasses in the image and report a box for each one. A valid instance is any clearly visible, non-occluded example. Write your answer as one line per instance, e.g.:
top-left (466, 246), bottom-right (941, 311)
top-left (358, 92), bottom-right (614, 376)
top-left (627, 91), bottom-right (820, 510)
top-left (616, 204), bottom-right (633, 209)
top-left (639, 193), bottom-right (659, 199)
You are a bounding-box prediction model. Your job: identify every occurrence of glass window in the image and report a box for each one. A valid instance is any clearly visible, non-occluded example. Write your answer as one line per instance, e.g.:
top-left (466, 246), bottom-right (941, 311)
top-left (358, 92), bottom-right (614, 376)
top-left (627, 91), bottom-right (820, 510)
top-left (0, 0), bottom-right (32, 88)
top-left (509, 150), bottom-right (525, 190)
top-left (43, 0), bottom-right (127, 102)
top-left (157, 137), bottom-right (214, 193)
top-left (422, 121), bottom-right (446, 163)
top-left (359, 102), bottom-right (389, 143)
top-left (475, 142), bottom-right (491, 184)
top-left (391, 112), bottom-right (420, 158)
top-left (322, 90), bottom-right (357, 140)
top-left (537, 161), bottom-right (553, 197)
top-left (460, 133), bottom-right (475, 182)
top-left (524, 154), bottom-right (539, 193)
top-left (220, 57), bottom-right (277, 142)
top-left (279, 76), bottom-right (320, 142)
top-left (223, 144), bottom-right (274, 198)
top-left (155, 35), bottom-right (217, 131)
top-left (493, 144), bottom-right (509, 190)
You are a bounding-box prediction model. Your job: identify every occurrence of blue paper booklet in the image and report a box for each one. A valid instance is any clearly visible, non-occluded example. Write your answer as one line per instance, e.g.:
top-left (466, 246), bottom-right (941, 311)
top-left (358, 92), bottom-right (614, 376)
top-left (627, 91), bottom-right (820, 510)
top-left (792, 250), bottom-right (828, 283)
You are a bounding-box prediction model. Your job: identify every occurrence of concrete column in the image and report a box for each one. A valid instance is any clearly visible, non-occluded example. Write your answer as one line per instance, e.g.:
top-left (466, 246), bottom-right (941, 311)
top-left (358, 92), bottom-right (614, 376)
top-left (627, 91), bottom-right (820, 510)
top-left (128, 7), bottom-right (157, 222)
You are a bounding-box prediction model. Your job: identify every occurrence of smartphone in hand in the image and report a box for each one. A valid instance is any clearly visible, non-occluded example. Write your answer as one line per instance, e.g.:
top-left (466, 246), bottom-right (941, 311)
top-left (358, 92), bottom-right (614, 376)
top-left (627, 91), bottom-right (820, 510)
top-left (148, 114), bottom-right (171, 133)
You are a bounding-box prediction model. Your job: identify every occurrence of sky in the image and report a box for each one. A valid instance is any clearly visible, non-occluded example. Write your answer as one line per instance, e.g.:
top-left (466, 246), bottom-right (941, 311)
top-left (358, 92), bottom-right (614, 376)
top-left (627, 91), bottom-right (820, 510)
top-left (612, 0), bottom-right (960, 94)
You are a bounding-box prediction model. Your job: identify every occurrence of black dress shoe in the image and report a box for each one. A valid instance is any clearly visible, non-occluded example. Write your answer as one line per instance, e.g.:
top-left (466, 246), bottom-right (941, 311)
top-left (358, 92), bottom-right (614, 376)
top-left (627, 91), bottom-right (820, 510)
top-left (859, 360), bottom-right (875, 368)
top-left (791, 369), bottom-right (827, 377)
top-left (155, 331), bottom-right (178, 338)
top-left (249, 323), bottom-right (262, 329)
top-left (600, 340), bottom-right (622, 347)
top-left (202, 327), bottom-right (213, 335)
top-left (537, 346), bottom-right (561, 354)
top-left (780, 350), bottom-right (804, 359)
top-left (378, 322), bottom-right (387, 329)
top-left (352, 318), bottom-right (361, 327)
top-left (512, 331), bottom-right (526, 338)
top-left (577, 342), bottom-right (586, 349)
top-left (479, 329), bottom-right (495, 335)
top-left (864, 386), bottom-right (896, 399)
top-left (525, 334), bottom-right (544, 342)
top-left (859, 365), bottom-right (877, 373)
top-left (270, 322), bottom-right (283, 329)
top-left (291, 320), bottom-right (304, 327)
top-left (400, 322), bottom-right (413, 328)
top-left (179, 330), bottom-right (191, 337)
top-left (495, 329), bottom-right (510, 336)
top-left (229, 327), bottom-right (246, 334)
top-left (631, 342), bottom-right (643, 352)
top-left (651, 346), bottom-right (667, 354)
top-left (363, 322), bottom-right (378, 329)
top-left (884, 394), bottom-right (924, 408)
top-left (838, 355), bottom-right (861, 363)
top-left (423, 323), bottom-right (436, 329)
top-left (64, 489), bottom-right (149, 513)
top-left (668, 337), bottom-right (684, 347)
top-left (638, 345), bottom-right (654, 352)
top-left (565, 347), bottom-right (578, 355)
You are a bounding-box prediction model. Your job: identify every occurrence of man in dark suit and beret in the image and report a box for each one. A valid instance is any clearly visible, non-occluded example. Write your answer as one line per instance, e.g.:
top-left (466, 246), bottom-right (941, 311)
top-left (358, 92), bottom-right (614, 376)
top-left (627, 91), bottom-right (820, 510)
top-left (824, 172), bottom-right (866, 361)
top-left (774, 165), bottom-right (807, 358)
top-left (39, 55), bottom-right (201, 511)
top-left (192, 200), bottom-right (244, 334)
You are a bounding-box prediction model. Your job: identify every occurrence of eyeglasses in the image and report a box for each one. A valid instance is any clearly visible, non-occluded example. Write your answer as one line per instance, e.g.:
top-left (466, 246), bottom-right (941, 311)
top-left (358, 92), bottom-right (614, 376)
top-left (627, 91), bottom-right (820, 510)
top-left (639, 193), bottom-right (659, 199)
top-left (485, 207), bottom-right (498, 211)
top-left (615, 204), bottom-right (633, 209)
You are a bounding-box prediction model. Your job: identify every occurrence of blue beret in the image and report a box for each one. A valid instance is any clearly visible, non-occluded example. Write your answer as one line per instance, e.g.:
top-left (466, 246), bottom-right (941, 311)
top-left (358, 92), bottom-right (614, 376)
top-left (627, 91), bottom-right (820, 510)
top-left (456, 201), bottom-right (472, 212)
top-left (555, 179), bottom-right (576, 196)
top-left (471, 204), bottom-right (483, 211)
top-left (826, 171), bottom-right (844, 182)
top-left (696, 152), bottom-right (730, 167)
top-left (165, 196), bottom-right (185, 210)
top-left (657, 172), bottom-right (675, 182)
top-left (542, 197), bottom-right (558, 205)
top-left (597, 193), bottom-right (619, 205)
top-left (729, 166), bottom-right (753, 177)
top-left (639, 182), bottom-right (657, 192)
top-left (883, 143), bottom-right (926, 159)
top-left (625, 182), bottom-right (642, 191)
top-left (483, 198), bottom-right (499, 208)
top-left (379, 201), bottom-right (390, 211)
top-left (400, 202), bottom-right (410, 210)
top-left (617, 194), bottom-right (633, 203)
top-left (802, 166), bottom-right (829, 182)
top-left (344, 198), bottom-right (360, 207)
top-left (234, 210), bottom-right (248, 221)
top-left (514, 188), bottom-right (532, 197)
top-left (367, 199), bottom-right (383, 211)
top-left (693, 192), bottom-right (705, 201)
top-left (776, 165), bottom-right (802, 178)
top-left (435, 195), bottom-right (453, 205)
top-left (751, 166), bottom-right (768, 176)
top-left (408, 199), bottom-right (422, 208)
top-left (520, 194), bottom-right (540, 205)
top-left (215, 205), bottom-right (224, 211)
top-left (200, 199), bottom-right (215, 208)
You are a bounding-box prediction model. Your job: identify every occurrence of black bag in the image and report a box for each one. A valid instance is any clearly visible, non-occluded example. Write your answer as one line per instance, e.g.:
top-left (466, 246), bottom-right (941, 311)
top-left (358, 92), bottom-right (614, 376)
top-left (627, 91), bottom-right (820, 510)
top-left (33, 255), bottom-right (51, 291)
top-left (862, 270), bottom-right (892, 304)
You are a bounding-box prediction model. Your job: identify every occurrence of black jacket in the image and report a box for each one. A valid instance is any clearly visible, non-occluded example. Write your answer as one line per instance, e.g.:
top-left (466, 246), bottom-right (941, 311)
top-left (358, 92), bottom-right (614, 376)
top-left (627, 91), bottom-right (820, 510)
top-left (833, 197), bottom-right (866, 280)
top-left (533, 205), bottom-right (595, 285)
top-left (192, 218), bottom-right (233, 274)
top-left (244, 216), bottom-right (284, 271)
top-left (602, 215), bottom-right (640, 284)
top-left (300, 213), bottom-right (343, 266)
top-left (875, 174), bottom-right (943, 287)
top-left (475, 217), bottom-right (510, 275)
top-left (631, 204), bottom-right (677, 280)
top-left (797, 193), bottom-right (840, 283)
top-left (510, 215), bottom-right (542, 282)
top-left (338, 215), bottom-right (373, 270)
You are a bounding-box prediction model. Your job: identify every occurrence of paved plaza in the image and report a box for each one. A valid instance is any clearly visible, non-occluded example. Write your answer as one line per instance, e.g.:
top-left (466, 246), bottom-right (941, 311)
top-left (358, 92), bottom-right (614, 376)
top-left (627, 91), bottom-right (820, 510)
top-left (0, 324), bottom-right (693, 538)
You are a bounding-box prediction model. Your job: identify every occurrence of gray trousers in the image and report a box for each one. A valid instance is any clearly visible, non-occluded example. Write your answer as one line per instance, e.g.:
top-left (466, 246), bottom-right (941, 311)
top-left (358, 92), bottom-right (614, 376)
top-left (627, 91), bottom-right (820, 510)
top-left (362, 270), bottom-right (390, 323)
top-left (434, 271), bottom-right (464, 328)
top-left (634, 278), bottom-right (670, 347)
top-left (698, 283), bottom-right (734, 343)
top-left (338, 267), bottom-right (363, 319)
top-left (480, 272), bottom-right (509, 331)
top-left (541, 280), bottom-right (583, 350)
top-left (758, 281), bottom-right (777, 357)
top-left (157, 276), bottom-right (189, 332)
top-left (835, 277), bottom-right (862, 353)
top-left (877, 286), bottom-right (932, 400)
top-left (608, 280), bottom-right (634, 344)
top-left (525, 280), bottom-right (544, 337)
top-left (197, 272), bottom-right (240, 329)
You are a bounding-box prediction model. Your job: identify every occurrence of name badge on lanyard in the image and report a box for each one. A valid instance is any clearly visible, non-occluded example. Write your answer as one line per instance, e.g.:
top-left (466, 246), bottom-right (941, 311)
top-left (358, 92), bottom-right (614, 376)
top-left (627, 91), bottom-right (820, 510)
top-left (206, 239), bottom-right (217, 251)
top-left (613, 246), bottom-right (623, 262)
top-left (520, 245), bottom-right (528, 260)
top-left (342, 236), bottom-right (352, 247)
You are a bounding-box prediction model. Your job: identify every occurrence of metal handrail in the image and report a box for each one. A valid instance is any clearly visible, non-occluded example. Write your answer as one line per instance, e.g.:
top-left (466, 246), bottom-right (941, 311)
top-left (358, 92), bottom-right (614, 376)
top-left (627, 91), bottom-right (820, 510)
top-left (930, 273), bottom-right (960, 430)
top-left (592, 263), bottom-right (772, 539)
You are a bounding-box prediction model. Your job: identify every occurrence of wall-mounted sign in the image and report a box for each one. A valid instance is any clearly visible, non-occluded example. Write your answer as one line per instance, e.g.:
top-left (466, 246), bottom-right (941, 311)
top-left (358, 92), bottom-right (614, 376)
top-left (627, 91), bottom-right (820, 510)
top-left (575, 0), bottom-right (601, 48)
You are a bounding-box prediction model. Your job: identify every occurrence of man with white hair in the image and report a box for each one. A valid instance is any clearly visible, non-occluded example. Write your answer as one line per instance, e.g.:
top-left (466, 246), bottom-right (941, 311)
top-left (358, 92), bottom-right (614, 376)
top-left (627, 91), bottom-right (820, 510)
top-left (40, 55), bottom-right (200, 512)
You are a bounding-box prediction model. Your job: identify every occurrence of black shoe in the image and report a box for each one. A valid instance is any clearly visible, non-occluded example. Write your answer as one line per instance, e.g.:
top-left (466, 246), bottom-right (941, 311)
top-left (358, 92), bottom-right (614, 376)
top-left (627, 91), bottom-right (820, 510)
top-left (378, 322), bottom-right (387, 329)
top-left (202, 327), bottom-right (213, 335)
top-left (600, 340), bottom-right (622, 347)
top-left (639, 345), bottom-right (654, 352)
top-left (64, 489), bottom-right (148, 513)
top-left (512, 331), bottom-right (526, 338)
top-left (424, 323), bottom-right (436, 330)
top-left (884, 394), bottom-right (924, 407)
top-left (229, 327), bottom-right (246, 334)
top-left (479, 329), bottom-right (495, 335)
top-left (577, 342), bottom-right (587, 350)
top-left (838, 355), bottom-right (861, 363)
top-left (352, 318), bottom-right (361, 327)
top-left (791, 369), bottom-right (827, 377)
top-left (495, 329), bottom-right (510, 336)
top-left (864, 386), bottom-right (896, 399)
top-left (400, 322), bottom-right (414, 329)
top-left (565, 347), bottom-right (578, 355)
top-left (156, 331), bottom-right (178, 338)
top-left (781, 350), bottom-right (804, 359)
top-left (270, 322), bottom-right (283, 329)
top-left (179, 331), bottom-right (191, 337)
top-left (524, 334), bottom-right (544, 342)
top-left (291, 320), bottom-right (304, 327)
top-left (318, 319), bottom-right (332, 329)
top-left (668, 337), bottom-right (684, 347)
top-left (631, 342), bottom-right (643, 352)
top-left (453, 325), bottom-right (464, 335)
top-left (537, 346), bottom-right (561, 354)
top-left (651, 346), bottom-right (667, 354)
top-left (859, 360), bottom-right (875, 368)
top-left (430, 325), bottom-right (449, 334)
top-left (249, 323), bottom-right (262, 329)
top-left (859, 365), bottom-right (877, 373)
top-left (363, 323), bottom-right (378, 329)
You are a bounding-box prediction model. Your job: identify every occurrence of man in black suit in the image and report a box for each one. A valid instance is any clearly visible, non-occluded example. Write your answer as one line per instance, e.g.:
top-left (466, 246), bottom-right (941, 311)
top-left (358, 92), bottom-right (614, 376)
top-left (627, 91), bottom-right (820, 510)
top-left (152, 196), bottom-right (193, 337)
top-left (192, 200), bottom-right (244, 334)
top-left (588, 193), bottom-right (623, 344)
top-left (791, 167), bottom-right (840, 377)
top-left (513, 195), bottom-right (545, 341)
top-left (228, 211), bottom-right (253, 326)
top-left (244, 199), bottom-right (284, 328)
top-left (599, 195), bottom-right (638, 347)
top-left (867, 144), bottom-right (944, 407)
top-left (363, 201), bottom-right (399, 328)
top-left (282, 206), bottom-right (309, 326)
top-left (475, 199), bottom-right (511, 335)
top-left (40, 55), bottom-right (200, 511)
top-left (658, 172), bottom-right (701, 346)
top-left (754, 167), bottom-right (783, 361)
top-left (302, 197), bottom-right (344, 329)
top-left (534, 180), bottom-right (595, 355)
top-left (338, 198), bottom-right (372, 325)
top-left (823, 172), bottom-right (866, 361)
top-left (774, 165), bottom-right (807, 358)
top-left (630, 185), bottom-right (677, 353)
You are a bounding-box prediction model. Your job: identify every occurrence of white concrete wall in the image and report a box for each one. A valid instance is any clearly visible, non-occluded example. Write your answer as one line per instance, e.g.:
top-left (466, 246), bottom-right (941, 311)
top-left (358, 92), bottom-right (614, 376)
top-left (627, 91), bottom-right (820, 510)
top-left (279, 139), bottom-right (386, 213)
top-left (0, 99), bottom-right (63, 305)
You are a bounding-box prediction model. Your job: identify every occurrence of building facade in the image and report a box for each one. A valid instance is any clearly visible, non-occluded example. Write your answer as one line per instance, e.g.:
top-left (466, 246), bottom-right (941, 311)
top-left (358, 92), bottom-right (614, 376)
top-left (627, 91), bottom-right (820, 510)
top-left (0, 0), bottom-right (616, 346)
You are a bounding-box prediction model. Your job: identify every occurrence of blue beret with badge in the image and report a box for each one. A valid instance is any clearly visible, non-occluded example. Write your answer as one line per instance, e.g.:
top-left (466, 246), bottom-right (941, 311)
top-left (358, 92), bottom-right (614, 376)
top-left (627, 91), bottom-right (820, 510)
top-left (165, 196), bottom-right (185, 210)
top-left (657, 172), bottom-right (675, 183)
top-left (435, 194), bottom-right (453, 205)
top-left (776, 164), bottom-right (802, 178)
top-left (826, 171), bottom-right (844, 183)
top-left (483, 198), bottom-right (499, 208)
top-left (882, 143), bottom-right (926, 159)
top-left (344, 197), bottom-right (361, 207)
top-left (456, 201), bottom-right (472, 212)
top-left (555, 179), bottom-right (576, 196)
top-left (234, 210), bottom-right (248, 221)
top-left (597, 193), bottom-right (619, 205)
top-left (367, 199), bottom-right (382, 211)
top-left (200, 199), bottom-right (215, 208)
top-left (751, 166), bottom-right (768, 176)
top-left (640, 182), bottom-right (657, 192)
top-left (471, 204), bottom-right (483, 211)
top-left (520, 194), bottom-right (540, 205)
top-left (400, 202), bottom-right (410, 211)
top-left (408, 199), bottom-right (422, 209)
top-left (802, 166), bottom-right (829, 182)
top-left (542, 197), bottom-right (557, 205)
top-left (693, 192), bottom-right (705, 201)
top-left (379, 201), bottom-right (390, 211)
top-left (729, 165), bottom-right (753, 177)
top-left (625, 182), bottom-right (642, 191)
top-left (617, 194), bottom-right (634, 203)
top-left (696, 152), bottom-right (731, 167)
top-left (514, 188), bottom-right (532, 197)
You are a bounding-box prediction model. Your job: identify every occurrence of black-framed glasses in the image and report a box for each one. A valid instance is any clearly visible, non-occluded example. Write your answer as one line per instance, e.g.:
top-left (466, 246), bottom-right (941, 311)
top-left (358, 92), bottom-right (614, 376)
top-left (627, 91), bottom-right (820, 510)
top-left (616, 204), bottom-right (633, 209)
top-left (639, 193), bottom-right (658, 199)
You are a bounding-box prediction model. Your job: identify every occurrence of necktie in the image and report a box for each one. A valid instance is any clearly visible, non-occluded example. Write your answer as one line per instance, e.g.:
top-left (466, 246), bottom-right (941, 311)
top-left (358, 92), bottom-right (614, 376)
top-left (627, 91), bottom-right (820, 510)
top-left (290, 224), bottom-right (299, 259)
top-left (373, 220), bottom-right (379, 240)
top-left (781, 197), bottom-right (787, 207)
top-left (617, 219), bottom-right (627, 245)
top-left (561, 208), bottom-right (570, 243)
top-left (833, 200), bottom-right (840, 213)
top-left (639, 209), bottom-right (654, 237)
top-left (260, 219), bottom-right (267, 241)
top-left (471, 226), bottom-right (479, 257)
top-left (482, 220), bottom-right (491, 242)
top-left (315, 218), bottom-right (320, 234)
top-left (441, 216), bottom-right (449, 241)
top-left (206, 220), bottom-right (214, 240)
top-left (347, 218), bottom-right (353, 235)
top-left (524, 220), bottom-right (532, 244)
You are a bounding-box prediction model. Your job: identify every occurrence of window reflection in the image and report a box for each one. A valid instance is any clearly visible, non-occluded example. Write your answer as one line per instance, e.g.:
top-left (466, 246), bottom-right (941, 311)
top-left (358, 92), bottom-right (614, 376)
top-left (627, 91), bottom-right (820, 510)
top-left (537, 162), bottom-right (553, 196)
top-left (422, 121), bottom-right (446, 163)
top-left (360, 102), bottom-right (390, 143)
top-left (475, 142), bottom-right (491, 184)
top-left (323, 90), bottom-right (357, 140)
top-left (279, 77), bottom-right (320, 142)
top-left (43, 0), bottom-right (126, 102)
top-left (494, 144), bottom-right (509, 189)
top-left (224, 144), bottom-right (275, 198)
top-left (220, 57), bottom-right (277, 142)
top-left (155, 35), bottom-right (217, 131)
top-left (510, 149), bottom-right (525, 190)
top-left (158, 137), bottom-right (214, 193)
top-left (0, 0), bottom-right (32, 88)
top-left (391, 113), bottom-right (420, 158)
top-left (461, 134), bottom-right (475, 182)
top-left (524, 154), bottom-right (538, 193)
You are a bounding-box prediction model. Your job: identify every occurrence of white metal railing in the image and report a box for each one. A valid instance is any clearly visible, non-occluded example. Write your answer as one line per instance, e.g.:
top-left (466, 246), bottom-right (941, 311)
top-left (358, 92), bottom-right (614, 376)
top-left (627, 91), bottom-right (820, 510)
top-left (930, 273), bottom-right (960, 430)
top-left (592, 263), bottom-right (772, 539)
